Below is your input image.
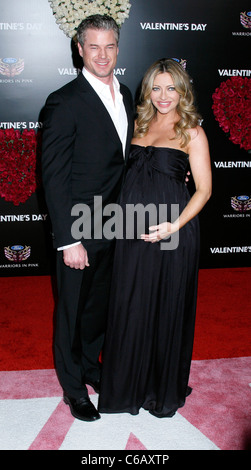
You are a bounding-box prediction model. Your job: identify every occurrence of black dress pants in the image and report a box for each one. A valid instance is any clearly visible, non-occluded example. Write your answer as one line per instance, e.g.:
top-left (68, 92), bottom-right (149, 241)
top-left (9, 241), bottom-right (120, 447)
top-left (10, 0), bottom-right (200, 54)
top-left (54, 241), bottom-right (115, 399)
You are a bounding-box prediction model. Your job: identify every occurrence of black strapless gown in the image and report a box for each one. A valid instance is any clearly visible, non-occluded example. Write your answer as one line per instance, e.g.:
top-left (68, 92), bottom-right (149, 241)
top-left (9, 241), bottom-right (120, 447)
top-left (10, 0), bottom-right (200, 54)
top-left (98, 145), bottom-right (200, 417)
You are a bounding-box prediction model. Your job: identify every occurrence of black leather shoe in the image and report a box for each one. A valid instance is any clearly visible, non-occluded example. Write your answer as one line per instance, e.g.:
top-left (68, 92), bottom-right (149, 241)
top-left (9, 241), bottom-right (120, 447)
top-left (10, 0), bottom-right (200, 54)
top-left (85, 379), bottom-right (100, 394)
top-left (63, 395), bottom-right (100, 421)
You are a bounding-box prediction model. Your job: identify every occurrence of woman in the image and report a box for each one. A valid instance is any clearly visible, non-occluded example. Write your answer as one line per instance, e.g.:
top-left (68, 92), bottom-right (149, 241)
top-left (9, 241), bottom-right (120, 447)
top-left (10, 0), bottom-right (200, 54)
top-left (98, 59), bottom-right (212, 418)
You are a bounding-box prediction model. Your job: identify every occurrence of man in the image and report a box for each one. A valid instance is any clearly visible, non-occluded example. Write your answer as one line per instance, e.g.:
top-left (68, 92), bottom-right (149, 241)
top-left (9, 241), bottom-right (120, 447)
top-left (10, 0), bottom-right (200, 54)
top-left (42, 15), bottom-right (134, 421)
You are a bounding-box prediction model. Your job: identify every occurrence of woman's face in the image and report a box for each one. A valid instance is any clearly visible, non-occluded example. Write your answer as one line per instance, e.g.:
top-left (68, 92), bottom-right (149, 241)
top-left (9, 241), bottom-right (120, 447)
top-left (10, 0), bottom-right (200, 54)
top-left (150, 72), bottom-right (180, 115)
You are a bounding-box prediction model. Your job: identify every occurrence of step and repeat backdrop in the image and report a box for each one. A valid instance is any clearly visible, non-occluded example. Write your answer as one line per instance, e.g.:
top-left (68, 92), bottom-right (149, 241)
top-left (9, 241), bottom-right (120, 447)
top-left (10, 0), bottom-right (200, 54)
top-left (0, 0), bottom-right (250, 276)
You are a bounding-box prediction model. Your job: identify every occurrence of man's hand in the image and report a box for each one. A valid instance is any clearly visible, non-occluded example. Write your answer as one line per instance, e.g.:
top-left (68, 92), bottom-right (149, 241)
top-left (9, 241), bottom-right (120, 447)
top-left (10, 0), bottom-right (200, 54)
top-left (185, 170), bottom-right (190, 184)
top-left (63, 244), bottom-right (89, 270)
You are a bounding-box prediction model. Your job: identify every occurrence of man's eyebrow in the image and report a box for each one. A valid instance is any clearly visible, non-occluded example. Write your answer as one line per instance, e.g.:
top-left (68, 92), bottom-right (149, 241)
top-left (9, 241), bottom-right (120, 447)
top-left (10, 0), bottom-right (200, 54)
top-left (88, 43), bottom-right (116, 46)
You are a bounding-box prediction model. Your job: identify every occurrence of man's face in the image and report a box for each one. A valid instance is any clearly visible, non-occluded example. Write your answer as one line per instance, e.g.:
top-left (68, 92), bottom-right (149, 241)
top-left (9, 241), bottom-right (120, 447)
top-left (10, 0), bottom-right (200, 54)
top-left (78, 28), bottom-right (119, 83)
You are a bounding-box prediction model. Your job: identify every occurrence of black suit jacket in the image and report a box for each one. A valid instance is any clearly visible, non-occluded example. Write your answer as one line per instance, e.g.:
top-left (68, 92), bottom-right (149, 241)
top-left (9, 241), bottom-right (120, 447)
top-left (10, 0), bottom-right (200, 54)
top-left (42, 73), bottom-right (134, 248)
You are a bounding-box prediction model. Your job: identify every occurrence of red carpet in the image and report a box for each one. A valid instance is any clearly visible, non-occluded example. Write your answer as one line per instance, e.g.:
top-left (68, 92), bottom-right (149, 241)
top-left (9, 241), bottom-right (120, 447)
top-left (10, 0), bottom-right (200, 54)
top-left (0, 267), bottom-right (250, 451)
top-left (0, 268), bottom-right (250, 371)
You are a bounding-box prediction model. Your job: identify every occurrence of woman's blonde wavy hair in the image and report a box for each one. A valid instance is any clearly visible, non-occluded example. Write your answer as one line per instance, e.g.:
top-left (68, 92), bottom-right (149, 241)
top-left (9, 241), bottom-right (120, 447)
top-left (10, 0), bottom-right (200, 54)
top-left (134, 58), bottom-right (201, 148)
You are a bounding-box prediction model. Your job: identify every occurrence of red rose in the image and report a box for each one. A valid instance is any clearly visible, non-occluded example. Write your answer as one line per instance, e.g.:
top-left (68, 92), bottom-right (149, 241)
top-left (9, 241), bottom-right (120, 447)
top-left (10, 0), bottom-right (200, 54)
top-left (212, 77), bottom-right (251, 152)
top-left (0, 128), bottom-right (41, 205)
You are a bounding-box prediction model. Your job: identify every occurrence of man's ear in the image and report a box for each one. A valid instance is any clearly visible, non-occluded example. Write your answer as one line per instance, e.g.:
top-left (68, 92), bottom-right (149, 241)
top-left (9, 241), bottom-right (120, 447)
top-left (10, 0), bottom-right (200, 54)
top-left (77, 42), bottom-right (83, 58)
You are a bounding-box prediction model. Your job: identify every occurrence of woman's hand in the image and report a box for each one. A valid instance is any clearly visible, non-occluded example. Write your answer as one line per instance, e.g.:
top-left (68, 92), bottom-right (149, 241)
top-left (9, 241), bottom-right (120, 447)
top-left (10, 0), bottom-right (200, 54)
top-left (141, 222), bottom-right (178, 243)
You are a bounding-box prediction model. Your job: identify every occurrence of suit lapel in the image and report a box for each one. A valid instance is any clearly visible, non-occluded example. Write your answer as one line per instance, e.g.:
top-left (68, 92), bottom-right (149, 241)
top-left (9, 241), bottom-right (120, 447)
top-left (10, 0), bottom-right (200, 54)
top-left (120, 87), bottom-right (134, 162)
top-left (76, 73), bottom-right (124, 150)
top-left (76, 73), bottom-right (134, 159)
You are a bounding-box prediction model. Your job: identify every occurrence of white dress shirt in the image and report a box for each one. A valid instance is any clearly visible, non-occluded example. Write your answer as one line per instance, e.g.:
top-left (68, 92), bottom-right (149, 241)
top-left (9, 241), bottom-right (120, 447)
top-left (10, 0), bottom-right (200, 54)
top-left (82, 67), bottom-right (128, 154)
top-left (58, 68), bottom-right (128, 251)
